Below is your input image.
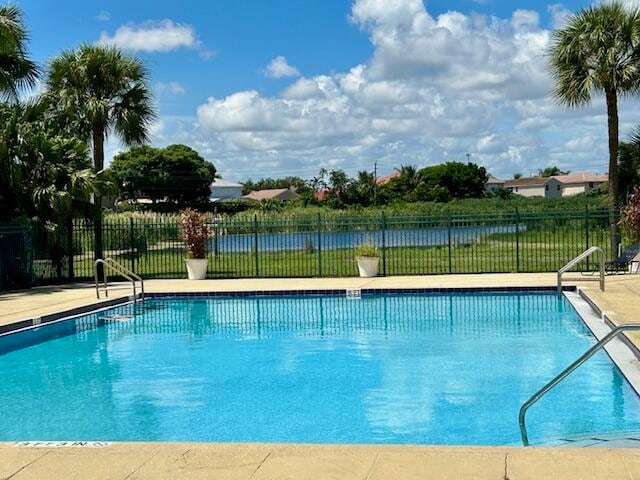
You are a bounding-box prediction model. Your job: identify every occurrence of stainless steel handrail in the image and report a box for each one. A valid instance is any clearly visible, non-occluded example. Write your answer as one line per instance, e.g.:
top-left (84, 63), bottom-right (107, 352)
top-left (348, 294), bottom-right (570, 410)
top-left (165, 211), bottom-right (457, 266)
top-left (519, 324), bottom-right (640, 446)
top-left (95, 258), bottom-right (144, 301)
top-left (557, 246), bottom-right (605, 294)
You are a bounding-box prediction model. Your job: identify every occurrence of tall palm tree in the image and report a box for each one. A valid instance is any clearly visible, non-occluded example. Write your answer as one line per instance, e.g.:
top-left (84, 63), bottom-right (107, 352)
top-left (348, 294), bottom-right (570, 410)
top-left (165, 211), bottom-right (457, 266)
top-left (46, 45), bottom-right (155, 172)
top-left (46, 45), bottom-right (155, 265)
top-left (0, 5), bottom-right (38, 100)
top-left (549, 2), bottom-right (640, 253)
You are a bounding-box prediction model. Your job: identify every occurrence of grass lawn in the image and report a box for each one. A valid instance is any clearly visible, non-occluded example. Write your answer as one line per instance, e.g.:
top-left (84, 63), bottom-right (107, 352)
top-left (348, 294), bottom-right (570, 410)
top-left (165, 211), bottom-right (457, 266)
top-left (67, 225), bottom-right (612, 279)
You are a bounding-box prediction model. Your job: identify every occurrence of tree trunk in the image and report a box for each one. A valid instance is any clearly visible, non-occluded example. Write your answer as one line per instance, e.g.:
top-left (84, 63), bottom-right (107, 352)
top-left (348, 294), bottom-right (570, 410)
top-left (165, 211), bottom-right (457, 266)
top-left (92, 126), bottom-right (104, 278)
top-left (606, 88), bottom-right (620, 259)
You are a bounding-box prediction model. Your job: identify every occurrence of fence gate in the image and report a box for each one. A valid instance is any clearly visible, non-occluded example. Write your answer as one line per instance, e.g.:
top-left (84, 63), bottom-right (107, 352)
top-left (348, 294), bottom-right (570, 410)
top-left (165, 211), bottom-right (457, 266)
top-left (0, 224), bottom-right (33, 291)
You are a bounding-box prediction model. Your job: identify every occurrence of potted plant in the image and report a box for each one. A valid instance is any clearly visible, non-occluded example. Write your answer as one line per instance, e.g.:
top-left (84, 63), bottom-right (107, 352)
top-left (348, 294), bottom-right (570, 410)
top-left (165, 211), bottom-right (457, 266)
top-left (355, 243), bottom-right (380, 278)
top-left (179, 208), bottom-right (211, 280)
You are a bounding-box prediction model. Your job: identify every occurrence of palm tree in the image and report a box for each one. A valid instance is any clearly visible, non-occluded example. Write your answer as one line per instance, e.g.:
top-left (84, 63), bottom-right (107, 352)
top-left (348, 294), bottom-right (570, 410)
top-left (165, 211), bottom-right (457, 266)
top-left (0, 5), bottom-right (38, 100)
top-left (46, 45), bottom-right (155, 172)
top-left (46, 45), bottom-right (155, 265)
top-left (549, 2), bottom-right (640, 253)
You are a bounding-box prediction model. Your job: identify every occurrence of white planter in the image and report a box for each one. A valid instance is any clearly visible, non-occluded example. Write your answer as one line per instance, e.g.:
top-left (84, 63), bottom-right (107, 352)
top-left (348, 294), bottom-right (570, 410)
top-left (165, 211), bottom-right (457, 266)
top-left (185, 258), bottom-right (208, 280)
top-left (356, 256), bottom-right (380, 278)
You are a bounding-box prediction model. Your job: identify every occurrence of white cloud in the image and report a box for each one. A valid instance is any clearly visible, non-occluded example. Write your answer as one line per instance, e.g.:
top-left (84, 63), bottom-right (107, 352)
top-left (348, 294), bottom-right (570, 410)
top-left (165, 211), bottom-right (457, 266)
top-left (548, 4), bottom-right (571, 29)
top-left (96, 10), bottom-right (111, 22)
top-left (264, 56), bottom-right (300, 78)
top-left (156, 81), bottom-right (186, 97)
top-left (185, 0), bottom-right (634, 179)
top-left (98, 20), bottom-right (199, 53)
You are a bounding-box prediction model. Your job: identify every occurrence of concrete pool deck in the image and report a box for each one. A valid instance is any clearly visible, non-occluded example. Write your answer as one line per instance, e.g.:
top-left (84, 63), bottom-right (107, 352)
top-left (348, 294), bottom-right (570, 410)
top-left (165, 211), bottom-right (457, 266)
top-left (4, 442), bottom-right (640, 479)
top-left (3, 273), bottom-right (640, 479)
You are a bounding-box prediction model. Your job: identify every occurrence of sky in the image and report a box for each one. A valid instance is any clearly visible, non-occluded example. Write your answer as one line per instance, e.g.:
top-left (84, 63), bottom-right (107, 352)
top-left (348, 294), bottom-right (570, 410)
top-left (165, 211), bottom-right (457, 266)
top-left (16, 0), bottom-right (640, 182)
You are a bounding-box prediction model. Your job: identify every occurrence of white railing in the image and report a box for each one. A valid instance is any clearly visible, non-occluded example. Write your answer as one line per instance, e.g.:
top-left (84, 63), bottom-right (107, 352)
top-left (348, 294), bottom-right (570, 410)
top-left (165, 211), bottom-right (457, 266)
top-left (557, 246), bottom-right (605, 294)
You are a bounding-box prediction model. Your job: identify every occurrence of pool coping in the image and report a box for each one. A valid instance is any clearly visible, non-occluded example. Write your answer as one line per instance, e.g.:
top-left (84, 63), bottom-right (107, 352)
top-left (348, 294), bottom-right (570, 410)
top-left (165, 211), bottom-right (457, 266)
top-left (0, 285), bottom-right (575, 338)
top-left (565, 290), bottom-right (640, 398)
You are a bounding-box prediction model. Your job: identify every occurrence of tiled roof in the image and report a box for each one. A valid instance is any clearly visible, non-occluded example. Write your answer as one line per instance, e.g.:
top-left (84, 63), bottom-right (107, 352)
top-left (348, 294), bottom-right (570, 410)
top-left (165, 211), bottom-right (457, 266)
top-left (376, 172), bottom-right (400, 185)
top-left (242, 188), bottom-right (299, 201)
top-left (554, 172), bottom-right (608, 184)
top-left (487, 177), bottom-right (505, 184)
top-left (504, 176), bottom-right (549, 187)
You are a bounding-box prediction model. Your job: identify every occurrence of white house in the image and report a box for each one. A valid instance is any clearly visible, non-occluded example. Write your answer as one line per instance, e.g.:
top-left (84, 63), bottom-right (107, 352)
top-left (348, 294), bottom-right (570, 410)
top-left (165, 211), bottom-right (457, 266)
top-left (555, 172), bottom-right (608, 195)
top-left (504, 176), bottom-right (563, 198)
top-left (503, 172), bottom-right (607, 198)
top-left (485, 177), bottom-right (506, 193)
top-left (209, 179), bottom-right (243, 202)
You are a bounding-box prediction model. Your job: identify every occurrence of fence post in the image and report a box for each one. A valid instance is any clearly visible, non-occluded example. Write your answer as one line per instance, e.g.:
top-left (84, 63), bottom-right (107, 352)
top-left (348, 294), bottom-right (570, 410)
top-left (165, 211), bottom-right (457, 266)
top-left (55, 225), bottom-right (63, 281)
top-left (585, 205), bottom-right (590, 270)
top-left (447, 213), bottom-right (453, 274)
top-left (67, 218), bottom-right (74, 280)
top-left (253, 214), bottom-right (259, 277)
top-left (381, 211), bottom-right (387, 276)
top-left (515, 207), bottom-right (520, 273)
top-left (213, 223), bottom-right (219, 256)
top-left (317, 213), bottom-right (322, 277)
top-left (130, 217), bottom-right (135, 273)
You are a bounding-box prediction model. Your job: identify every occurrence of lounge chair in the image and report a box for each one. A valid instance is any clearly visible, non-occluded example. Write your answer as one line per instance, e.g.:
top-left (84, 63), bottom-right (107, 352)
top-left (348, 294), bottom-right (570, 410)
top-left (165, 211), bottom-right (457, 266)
top-left (606, 244), bottom-right (640, 274)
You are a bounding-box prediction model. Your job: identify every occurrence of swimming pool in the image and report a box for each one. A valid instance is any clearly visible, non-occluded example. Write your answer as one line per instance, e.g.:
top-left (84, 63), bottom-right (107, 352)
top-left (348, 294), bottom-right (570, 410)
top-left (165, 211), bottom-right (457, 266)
top-left (1, 291), bottom-right (639, 446)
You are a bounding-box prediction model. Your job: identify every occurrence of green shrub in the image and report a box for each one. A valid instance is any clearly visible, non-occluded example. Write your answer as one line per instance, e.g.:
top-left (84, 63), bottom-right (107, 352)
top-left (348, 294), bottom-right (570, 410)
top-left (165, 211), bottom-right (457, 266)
top-left (355, 243), bottom-right (379, 257)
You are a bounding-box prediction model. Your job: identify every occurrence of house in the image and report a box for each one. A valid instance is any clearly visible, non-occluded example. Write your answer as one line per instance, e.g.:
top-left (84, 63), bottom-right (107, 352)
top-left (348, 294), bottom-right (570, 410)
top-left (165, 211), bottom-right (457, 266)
top-left (314, 188), bottom-right (331, 202)
top-left (504, 176), bottom-right (563, 198)
top-left (242, 188), bottom-right (300, 202)
top-left (503, 172), bottom-right (607, 198)
top-left (376, 172), bottom-right (400, 186)
top-left (555, 172), bottom-right (608, 195)
top-left (209, 179), bottom-right (243, 202)
top-left (485, 177), bottom-right (506, 193)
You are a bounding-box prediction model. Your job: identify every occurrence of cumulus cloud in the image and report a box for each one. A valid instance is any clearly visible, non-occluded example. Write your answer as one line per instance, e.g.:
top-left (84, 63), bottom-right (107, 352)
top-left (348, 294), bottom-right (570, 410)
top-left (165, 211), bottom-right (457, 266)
top-left (98, 20), bottom-right (199, 53)
top-left (189, 0), bottom-right (631, 179)
top-left (264, 56), bottom-right (300, 78)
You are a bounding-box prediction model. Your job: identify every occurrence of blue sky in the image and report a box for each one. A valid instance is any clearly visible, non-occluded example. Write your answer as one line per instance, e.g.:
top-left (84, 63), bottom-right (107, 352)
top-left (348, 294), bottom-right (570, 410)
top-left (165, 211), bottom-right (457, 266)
top-left (16, 0), bottom-right (635, 181)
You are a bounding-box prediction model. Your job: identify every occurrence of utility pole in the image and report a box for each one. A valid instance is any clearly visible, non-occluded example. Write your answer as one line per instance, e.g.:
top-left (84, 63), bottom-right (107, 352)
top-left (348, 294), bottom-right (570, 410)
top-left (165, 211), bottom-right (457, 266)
top-left (466, 153), bottom-right (471, 162)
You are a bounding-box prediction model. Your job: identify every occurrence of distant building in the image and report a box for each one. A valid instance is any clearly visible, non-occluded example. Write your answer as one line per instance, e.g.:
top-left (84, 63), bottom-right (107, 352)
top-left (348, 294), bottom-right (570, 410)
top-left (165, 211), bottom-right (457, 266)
top-left (314, 188), bottom-right (331, 202)
top-left (485, 177), bottom-right (506, 193)
top-left (209, 179), bottom-right (243, 202)
top-left (555, 172), bottom-right (608, 195)
top-left (504, 176), bottom-right (563, 198)
top-left (503, 172), bottom-right (607, 198)
top-left (242, 188), bottom-right (300, 202)
top-left (376, 172), bottom-right (400, 185)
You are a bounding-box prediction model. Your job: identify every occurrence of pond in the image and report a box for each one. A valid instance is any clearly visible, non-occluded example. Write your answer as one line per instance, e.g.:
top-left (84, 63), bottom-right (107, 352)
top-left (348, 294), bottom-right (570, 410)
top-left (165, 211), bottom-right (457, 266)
top-left (209, 224), bottom-right (521, 253)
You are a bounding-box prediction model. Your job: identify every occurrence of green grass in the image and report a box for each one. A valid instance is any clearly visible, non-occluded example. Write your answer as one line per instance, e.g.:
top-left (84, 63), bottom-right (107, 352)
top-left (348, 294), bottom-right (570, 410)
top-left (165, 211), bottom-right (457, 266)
top-left (70, 227), bottom-right (612, 279)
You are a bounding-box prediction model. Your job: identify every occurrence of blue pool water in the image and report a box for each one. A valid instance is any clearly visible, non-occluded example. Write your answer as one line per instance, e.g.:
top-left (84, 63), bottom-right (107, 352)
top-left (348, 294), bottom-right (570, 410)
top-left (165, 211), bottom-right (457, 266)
top-left (1, 292), bottom-right (639, 445)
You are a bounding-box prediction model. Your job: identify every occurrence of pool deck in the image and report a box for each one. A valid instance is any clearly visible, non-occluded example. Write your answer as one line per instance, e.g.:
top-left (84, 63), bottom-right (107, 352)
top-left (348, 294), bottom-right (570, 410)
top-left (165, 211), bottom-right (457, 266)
top-left (3, 272), bottom-right (640, 479)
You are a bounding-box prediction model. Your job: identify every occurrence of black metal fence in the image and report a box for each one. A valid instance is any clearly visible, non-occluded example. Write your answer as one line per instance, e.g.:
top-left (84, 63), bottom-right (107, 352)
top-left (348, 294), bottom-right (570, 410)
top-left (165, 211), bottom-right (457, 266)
top-left (0, 207), bottom-right (614, 290)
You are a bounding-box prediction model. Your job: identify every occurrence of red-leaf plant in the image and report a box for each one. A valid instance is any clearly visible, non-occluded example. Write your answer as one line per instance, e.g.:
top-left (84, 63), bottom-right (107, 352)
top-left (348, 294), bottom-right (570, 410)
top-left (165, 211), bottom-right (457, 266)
top-left (179, 209), bottom-right (211, 259)
top-left (621, 186), bottom-right (640, 243)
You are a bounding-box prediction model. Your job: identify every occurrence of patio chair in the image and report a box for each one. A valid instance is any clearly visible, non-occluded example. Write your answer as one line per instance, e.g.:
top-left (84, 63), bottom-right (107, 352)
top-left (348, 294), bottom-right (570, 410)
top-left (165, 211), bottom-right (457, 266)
top-left (606, 244), bottom-right (640, 274)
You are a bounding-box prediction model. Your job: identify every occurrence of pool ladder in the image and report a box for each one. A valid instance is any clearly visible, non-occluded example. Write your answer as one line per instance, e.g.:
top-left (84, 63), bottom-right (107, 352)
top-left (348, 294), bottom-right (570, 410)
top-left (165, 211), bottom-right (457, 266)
top-left (519, 324), bottom-right (640, 446)
top-left (95, 258), bottom-right (144, 302)
top-left (557, 246), bottom-right (605, 294)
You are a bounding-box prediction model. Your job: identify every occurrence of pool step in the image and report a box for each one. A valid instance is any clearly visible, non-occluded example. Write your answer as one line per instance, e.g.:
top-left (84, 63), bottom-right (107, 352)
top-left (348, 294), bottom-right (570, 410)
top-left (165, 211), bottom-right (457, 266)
top-left (99, 314), bottom-right (135, 322)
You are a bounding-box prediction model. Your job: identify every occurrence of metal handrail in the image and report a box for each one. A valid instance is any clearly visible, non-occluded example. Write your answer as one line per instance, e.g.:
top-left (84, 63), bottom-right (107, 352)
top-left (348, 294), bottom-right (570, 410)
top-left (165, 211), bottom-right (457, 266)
top-left (557, 246), bottom-right (605, 294)
top-left (519, 324), bottom-right (640, 446)
top-left (95, 258), bottom-right (144, 301)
